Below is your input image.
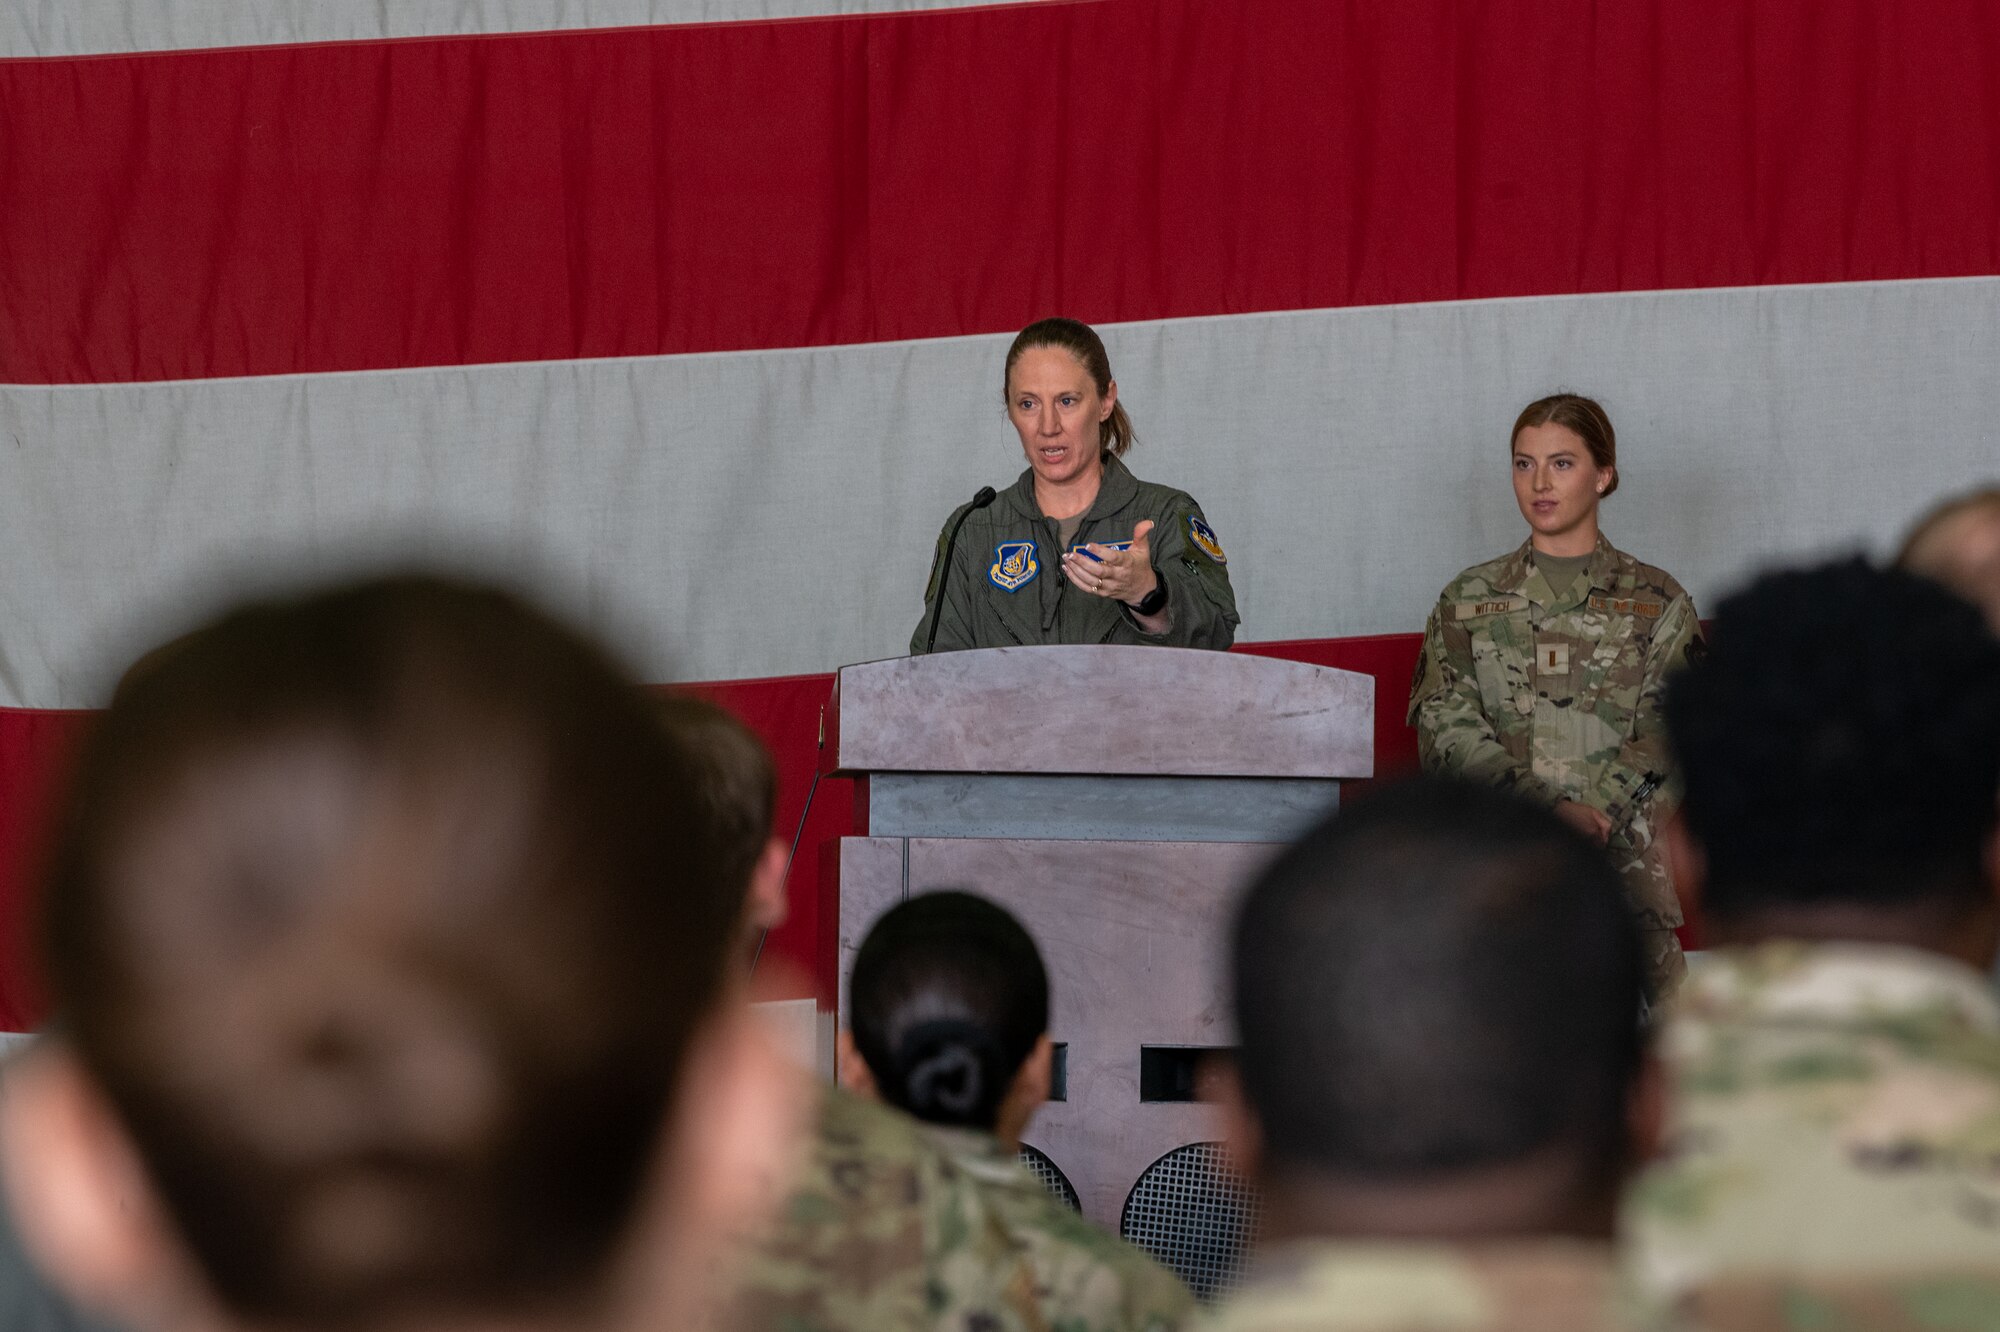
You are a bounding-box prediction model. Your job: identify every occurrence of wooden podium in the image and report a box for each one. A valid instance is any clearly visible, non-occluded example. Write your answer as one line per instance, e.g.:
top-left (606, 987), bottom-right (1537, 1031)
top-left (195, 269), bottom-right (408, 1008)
top-left (824, 645), bottom-right (1374, 1227)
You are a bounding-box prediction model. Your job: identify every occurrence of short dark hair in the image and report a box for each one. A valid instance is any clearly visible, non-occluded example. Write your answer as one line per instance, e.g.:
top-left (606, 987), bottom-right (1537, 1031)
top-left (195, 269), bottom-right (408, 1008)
top-left (655, 692), bottom-right (777, 909)
top-left (1231, 777), bottom-right (1644, 1179)
top-left (43, 576), bottom-right (740, 1326)
top-left (848, 892), bottom-right (1048, 1131)
top-left (1665, 557), bottom-right (2000, 915)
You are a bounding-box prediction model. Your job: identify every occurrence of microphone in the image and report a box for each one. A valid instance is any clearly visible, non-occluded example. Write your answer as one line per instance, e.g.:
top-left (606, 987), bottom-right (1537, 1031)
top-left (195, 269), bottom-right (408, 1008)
top-left (922, 486), bottom-right (998, 655)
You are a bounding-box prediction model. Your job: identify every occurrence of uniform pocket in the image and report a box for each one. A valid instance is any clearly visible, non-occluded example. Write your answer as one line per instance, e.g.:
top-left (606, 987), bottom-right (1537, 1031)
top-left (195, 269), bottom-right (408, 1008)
top-left (1575, 617), bottom-right (1646, 736)
top-left (1469, 634), bottom-right (1517, 716)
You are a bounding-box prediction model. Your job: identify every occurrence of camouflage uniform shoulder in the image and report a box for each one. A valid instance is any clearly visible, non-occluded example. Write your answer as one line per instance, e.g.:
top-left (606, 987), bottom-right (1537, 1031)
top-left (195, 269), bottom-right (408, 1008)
top-left (1210, 1238), bottom-right (1633, 1332)
top-left (1434, 546), bottom-right (1532, 605)
top-left (727, 1088), bottom-right (1040, 1332)
top-left (1623, 943), bottom-right (2000, 1330)
top-left (1002, 1189), bottom-right (1195, 1331)
top-left (1599, 543), bottom-right (1693, 605)
top-left (926, 1126), bottom-right (1196, 1331)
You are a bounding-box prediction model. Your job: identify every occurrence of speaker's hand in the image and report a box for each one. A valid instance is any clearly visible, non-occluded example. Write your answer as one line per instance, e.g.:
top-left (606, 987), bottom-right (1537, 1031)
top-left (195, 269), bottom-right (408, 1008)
top-left (1061, 520), bottom-right (1158, 604)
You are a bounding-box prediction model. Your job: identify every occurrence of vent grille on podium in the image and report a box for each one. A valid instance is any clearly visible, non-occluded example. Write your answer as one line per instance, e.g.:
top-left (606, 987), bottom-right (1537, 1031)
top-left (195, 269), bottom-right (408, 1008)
top-left (1017, 1143), bottom-right (1082, 1212)
top-left (1119, 1141), bottom-right (1262, 1301)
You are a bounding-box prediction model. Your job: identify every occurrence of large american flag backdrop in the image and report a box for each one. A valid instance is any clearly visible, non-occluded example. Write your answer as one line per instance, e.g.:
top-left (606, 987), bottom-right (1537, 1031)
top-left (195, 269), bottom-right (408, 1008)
top-left (3, 0), bottom-right (1998, 1029)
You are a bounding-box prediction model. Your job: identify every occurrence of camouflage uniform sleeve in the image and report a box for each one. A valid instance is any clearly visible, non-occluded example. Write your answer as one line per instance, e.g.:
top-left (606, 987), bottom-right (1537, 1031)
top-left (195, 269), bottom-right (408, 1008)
top-left (1131, 495), bottom-right (1240, 651)
top-left (909, 506), bottom-right (978, 655)
top-left (1407, 596), bottom-right (1564, 806)
top-left (1597, 590), bottom-right (1703, 828)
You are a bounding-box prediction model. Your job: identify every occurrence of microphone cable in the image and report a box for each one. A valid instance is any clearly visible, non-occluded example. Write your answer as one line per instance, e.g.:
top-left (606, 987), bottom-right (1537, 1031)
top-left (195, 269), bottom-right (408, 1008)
top-left (748, 692), bottom-right (832, 978)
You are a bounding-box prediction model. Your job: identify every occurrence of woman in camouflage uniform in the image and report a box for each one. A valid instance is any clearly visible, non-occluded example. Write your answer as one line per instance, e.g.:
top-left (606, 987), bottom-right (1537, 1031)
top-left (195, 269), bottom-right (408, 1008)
top-left (912, 317), bottom-right (1239, 654)
top-left (842, 892), bottom-right (1196, 1332)
top-left (1406, 394), bottom-right (1705, 998)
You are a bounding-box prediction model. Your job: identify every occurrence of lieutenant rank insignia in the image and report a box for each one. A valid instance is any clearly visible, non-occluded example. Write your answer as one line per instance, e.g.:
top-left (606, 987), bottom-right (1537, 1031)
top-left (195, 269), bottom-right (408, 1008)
top-left (1189, 515), bottom-right (1227, 564)
top-left (989, 541), bottom-right (1040, 592)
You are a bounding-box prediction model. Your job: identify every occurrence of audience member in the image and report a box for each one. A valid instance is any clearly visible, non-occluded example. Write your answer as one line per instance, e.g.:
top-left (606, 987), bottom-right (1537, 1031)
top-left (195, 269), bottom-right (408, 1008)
top-left (1216, 776), bottom-right (1653, 1332)
top-left (1898, 485), bottom-right (2000, 628)
top-left (0, 577), bottom-right (804, 1332)
top-left (653, 693), bottom-right (790, 967)
top-left (1624, 558), bottom-right (2000, 1327)
top-left (656, 698), bottom-right (1048, 1331)
top-left (842, 891), bottom-right (1195, 1332)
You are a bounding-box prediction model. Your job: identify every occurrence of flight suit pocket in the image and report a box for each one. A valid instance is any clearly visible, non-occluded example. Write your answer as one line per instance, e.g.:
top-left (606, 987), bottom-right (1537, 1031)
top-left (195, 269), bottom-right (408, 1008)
top-left (981, 578), bottom-right (1035, 645)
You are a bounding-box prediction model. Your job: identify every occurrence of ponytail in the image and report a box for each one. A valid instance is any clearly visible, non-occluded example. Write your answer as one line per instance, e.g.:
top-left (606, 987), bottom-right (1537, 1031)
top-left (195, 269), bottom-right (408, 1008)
top-left (1101, 400), bottom-right (1137, 458)
top-left (848, 892), bottom-right (1050, 1133)
top-left (891, 1018), bottom-right (1008, 1126)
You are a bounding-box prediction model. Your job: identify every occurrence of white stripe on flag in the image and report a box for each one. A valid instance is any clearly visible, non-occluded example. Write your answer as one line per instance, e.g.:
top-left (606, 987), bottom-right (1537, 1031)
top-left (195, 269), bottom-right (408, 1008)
top-left (4, 278), bottom-right (1997, 709)
top-left (0, 0), bottom-right (1038, 59)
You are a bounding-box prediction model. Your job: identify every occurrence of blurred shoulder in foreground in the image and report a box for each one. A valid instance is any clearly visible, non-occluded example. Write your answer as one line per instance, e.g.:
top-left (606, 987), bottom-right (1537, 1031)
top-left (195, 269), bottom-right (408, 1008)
top-left (1628, 558), bottom-right (2000, 1329)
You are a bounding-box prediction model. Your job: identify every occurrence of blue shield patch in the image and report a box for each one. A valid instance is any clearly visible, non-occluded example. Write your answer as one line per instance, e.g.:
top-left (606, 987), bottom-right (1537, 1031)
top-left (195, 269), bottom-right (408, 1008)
top-left (1188, 515), bottom-right (1227, 564)
top-left (989, 541), bottom-right (1040, 592)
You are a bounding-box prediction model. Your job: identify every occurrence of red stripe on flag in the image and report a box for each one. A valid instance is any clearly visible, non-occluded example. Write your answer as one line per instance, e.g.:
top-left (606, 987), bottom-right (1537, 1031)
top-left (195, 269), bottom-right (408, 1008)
top-left (0, 709), bottom-right (86, 1029)
top-left (5, 0), bottom-right (1999, 384)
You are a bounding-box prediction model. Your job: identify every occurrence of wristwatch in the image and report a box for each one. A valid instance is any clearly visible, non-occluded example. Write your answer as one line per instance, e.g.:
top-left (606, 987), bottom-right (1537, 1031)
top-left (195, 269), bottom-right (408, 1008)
top-left (1125, 579), bottom-right (1169, 616)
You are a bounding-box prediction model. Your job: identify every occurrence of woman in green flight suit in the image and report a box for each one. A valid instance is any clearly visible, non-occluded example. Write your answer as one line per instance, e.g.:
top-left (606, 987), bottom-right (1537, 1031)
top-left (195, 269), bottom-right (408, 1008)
top-left (1407, 393), bottom-right (1705, 999)
top-left (911, 318), bottom-right (1239, 654)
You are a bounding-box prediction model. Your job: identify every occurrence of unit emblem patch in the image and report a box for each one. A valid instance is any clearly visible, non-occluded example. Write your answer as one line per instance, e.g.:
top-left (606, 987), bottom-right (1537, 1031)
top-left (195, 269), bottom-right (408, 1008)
top-left (989, 541), bottom-right (1040, 592)
top-left (1189, 516), bottom-right (1227, 564)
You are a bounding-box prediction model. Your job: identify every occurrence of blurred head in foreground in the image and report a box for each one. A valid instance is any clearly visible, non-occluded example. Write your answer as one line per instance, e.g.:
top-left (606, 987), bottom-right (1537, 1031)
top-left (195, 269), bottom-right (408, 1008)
top-left (1665, 558), bottom-right (2000, 962)
top-left (0, 576), bottom-right (801, 1332)
top-left (841, 892), bottom-right (1052, 1148)
top-left (1898, 486), bottom-right (2000, 630)
top-left (1229, 777), bottom-right (1651, 1242)
top-left (653, 693), bottom-right (789, 961)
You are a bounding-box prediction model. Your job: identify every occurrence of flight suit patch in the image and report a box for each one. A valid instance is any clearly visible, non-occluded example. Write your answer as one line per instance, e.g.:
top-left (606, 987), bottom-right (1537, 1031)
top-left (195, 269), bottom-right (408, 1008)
top-left (1536, 642), bottom-right (1570, 675)
top-left (1588, 594), bottom-right (1665, 618)
top-left (988, 542), bottom-right (1039, 592)
top-left (1189, 516), bottom-right (1228, 564)
top-left (1453, 594), bottom-right (1529, 620)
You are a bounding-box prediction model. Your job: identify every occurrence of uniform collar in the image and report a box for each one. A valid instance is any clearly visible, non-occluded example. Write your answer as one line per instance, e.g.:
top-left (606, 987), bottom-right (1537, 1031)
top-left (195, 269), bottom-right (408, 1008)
top-left (1231, 1237), bottom-right (1619, 1322)
top-left (1671, 940), bottom-right (2000, 1033)
top-left (1504, 533), bottom-right (1619, 612)
top-left (917, 1123), bottom-right (1037, 1191)
top-left (1002, 452), bottom-right (1140, 524)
